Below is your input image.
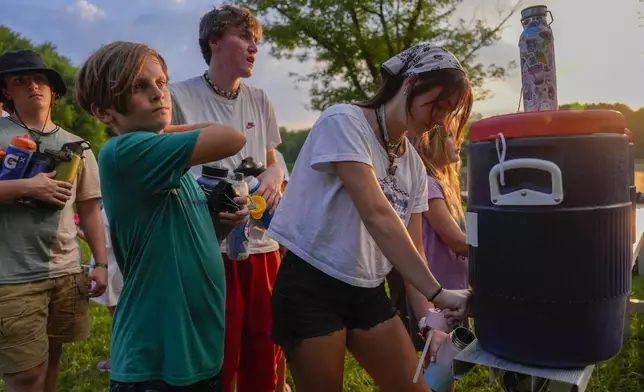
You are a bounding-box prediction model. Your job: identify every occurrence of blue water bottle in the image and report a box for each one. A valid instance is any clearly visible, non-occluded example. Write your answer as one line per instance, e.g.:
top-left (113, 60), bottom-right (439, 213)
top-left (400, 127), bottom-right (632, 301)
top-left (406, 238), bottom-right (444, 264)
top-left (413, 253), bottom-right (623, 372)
top-left (197, 162), bottom-right (230, 198)
top-left (24, 151), bottom-right (55, 178)
top-left (0, 134), bottom-right (37, 180)
top-left (226, 173), bottom-right (251, 260)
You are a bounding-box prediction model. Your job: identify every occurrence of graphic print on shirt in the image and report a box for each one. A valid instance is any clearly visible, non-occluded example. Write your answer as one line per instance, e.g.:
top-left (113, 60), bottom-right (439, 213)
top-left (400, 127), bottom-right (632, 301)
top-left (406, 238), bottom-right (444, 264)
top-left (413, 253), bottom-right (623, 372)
top-left (379, 176), bottom-right (410, 222)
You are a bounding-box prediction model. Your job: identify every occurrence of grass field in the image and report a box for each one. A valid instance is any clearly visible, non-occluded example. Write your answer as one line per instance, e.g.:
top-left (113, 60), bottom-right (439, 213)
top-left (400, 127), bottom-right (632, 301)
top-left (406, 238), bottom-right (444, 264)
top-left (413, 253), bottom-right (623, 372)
top-left (0, 277), bottom-right (643, 392)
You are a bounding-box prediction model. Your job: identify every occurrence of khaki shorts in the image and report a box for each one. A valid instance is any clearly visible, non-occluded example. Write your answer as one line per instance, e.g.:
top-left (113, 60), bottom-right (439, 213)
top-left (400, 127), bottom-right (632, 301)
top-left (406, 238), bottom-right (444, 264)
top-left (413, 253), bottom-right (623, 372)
top-left (0, 272), bottom-right (90, 374)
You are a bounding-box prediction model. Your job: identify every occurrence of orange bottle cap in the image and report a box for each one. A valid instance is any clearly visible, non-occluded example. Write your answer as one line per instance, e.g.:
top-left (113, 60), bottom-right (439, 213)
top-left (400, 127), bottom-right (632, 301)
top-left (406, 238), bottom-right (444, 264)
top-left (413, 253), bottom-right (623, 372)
top-left (11, 134), bottom-right (37, 150)
top-left (248, 194), bottom-right (267, 219)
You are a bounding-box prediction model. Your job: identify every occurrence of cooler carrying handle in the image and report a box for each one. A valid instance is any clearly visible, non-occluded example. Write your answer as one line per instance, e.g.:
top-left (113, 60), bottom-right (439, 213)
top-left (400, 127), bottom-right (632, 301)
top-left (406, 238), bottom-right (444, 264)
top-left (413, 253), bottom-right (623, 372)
top-left (489, 158), bottom-right (564, 206)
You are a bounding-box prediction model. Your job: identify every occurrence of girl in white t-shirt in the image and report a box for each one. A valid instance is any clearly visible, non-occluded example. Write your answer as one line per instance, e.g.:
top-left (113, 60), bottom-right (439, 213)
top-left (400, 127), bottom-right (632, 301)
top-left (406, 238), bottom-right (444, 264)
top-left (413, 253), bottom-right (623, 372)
top-left (267, 43), bottom-right (473, 392)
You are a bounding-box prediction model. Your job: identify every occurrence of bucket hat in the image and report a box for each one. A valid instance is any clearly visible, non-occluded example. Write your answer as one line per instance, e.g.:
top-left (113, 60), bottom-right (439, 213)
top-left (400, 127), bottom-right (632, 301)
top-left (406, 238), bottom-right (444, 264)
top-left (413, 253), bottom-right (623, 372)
top-left (0, 50), bottom-right (67, 103)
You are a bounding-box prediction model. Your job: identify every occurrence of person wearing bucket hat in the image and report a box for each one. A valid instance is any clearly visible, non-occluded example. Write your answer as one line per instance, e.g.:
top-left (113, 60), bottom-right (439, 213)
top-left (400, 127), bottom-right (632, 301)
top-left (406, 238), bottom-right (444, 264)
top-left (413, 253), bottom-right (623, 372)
top-left (0, 49), bottom-right (108, 392)
top-left (266, 42), bottom-right (473, 392)
top-left (0, 50), bottom-right (67, 113)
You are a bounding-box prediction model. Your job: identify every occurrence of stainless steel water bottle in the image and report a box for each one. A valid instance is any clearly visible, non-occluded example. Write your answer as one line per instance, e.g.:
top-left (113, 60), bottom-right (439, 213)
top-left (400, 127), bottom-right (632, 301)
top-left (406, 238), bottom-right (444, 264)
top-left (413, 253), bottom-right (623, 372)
top-left (519, 5), bottom-right (557, 112)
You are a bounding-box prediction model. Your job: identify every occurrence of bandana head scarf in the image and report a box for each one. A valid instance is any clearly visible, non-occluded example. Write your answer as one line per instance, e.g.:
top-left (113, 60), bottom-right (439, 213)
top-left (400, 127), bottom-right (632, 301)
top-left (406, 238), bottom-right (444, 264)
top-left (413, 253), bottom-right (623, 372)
top-left (381, 42), bottom-right (465, 77)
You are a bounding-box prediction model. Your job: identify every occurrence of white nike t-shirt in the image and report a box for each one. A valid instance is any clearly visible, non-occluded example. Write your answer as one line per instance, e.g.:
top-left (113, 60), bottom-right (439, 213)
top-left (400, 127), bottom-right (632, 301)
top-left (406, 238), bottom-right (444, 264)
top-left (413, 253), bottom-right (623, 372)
top-left (170, 76), bottom-right (282, 254)
top-left (268, 104), bottom-right (428, 288)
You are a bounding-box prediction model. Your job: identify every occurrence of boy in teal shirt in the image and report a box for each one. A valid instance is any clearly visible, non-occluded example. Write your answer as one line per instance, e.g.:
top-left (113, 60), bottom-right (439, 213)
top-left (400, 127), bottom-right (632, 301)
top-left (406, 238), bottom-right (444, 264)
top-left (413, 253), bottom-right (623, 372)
top-left (76, 41), bottom-right (248, 391)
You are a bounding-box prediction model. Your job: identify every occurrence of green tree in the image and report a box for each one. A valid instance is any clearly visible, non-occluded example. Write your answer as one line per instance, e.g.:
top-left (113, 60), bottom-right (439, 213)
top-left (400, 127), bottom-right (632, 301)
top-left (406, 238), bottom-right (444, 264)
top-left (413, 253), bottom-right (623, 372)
top-left (277, 126), bottom-right (310, 169)
top-left (234, 0), bottom-right (520, 111)
top-left (0, 26), bottom-right (109, 155)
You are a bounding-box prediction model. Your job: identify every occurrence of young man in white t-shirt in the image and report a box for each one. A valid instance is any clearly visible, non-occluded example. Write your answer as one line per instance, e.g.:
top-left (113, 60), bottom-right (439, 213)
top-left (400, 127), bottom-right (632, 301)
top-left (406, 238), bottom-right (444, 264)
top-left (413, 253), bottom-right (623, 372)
top-left (170, 5), bottom-right (284, 392)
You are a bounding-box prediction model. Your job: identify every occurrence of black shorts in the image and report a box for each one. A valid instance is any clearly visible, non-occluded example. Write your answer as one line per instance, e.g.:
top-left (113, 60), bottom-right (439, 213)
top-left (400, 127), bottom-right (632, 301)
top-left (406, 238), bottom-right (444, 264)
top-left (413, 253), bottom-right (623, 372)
top-left (271, 251), bottom-right (398, 358)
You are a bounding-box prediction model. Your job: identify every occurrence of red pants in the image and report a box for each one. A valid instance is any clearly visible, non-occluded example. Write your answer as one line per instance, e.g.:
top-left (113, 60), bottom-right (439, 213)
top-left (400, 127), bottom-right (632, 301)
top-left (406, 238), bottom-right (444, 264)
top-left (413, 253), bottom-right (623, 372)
top-left (222, 250), bottom-right (283, 392)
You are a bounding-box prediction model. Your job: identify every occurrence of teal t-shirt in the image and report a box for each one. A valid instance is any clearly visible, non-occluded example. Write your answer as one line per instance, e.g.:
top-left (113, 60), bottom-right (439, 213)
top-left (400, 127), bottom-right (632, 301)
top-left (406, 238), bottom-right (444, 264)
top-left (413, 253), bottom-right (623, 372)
top-left (98, 130), bottom-right (225, 385)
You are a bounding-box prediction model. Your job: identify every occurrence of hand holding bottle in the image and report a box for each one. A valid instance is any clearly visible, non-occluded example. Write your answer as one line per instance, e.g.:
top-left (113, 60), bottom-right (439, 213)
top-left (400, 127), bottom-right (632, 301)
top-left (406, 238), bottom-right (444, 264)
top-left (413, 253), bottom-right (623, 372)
top-left (27, 172), bottom-right (73, 208)
top-left (256, 164), bottom-right (283, 213)
top-left (426, 330), bottom-right (450, 368)
top-left (219, 195), bottom-right (249, 227)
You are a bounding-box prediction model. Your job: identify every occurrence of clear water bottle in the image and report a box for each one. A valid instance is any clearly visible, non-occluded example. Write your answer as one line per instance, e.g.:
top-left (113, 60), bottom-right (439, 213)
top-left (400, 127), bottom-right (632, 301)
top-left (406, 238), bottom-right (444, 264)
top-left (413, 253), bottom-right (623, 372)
top-left (245, 175), bottom-right (273, 229)
top-left (519, 5), bottom-right (557, 112)
top-left (234, 157), bottom-right (275, 228)
top-left (226, 173), bottom-right (251, 260)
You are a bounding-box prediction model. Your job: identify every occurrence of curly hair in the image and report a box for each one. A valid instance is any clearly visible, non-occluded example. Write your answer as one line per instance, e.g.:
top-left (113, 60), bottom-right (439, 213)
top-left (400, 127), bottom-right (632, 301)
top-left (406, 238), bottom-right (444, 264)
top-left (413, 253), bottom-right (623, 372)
top-left (198, 5), bottom-right (262, 65)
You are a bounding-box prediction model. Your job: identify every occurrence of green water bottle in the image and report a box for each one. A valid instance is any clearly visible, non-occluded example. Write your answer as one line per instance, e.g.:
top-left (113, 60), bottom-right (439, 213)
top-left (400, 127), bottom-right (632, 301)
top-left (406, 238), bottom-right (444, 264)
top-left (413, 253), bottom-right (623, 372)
top-left (49, 141), bottom-right (91, 184)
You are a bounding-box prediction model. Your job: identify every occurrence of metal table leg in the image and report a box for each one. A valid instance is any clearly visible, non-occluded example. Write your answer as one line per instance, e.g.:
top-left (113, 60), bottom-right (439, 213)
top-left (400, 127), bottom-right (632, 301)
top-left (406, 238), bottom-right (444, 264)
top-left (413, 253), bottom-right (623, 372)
top-left (452, 340), bottom-right (595, 392)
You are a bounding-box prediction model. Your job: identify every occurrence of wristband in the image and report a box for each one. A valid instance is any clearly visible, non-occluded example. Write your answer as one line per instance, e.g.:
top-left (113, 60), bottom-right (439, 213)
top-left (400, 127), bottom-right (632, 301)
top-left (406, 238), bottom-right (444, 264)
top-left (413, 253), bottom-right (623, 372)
top-left (94, 262), bottom-right (108, 269)
top-left (428, 285), bottom-right (443, 303)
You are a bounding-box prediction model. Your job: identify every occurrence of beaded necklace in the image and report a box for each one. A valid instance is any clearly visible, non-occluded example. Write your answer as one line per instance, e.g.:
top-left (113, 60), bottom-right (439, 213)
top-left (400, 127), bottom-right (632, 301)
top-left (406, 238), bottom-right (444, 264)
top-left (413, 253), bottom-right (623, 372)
top-left (374, 105), bottom-right (404, 176)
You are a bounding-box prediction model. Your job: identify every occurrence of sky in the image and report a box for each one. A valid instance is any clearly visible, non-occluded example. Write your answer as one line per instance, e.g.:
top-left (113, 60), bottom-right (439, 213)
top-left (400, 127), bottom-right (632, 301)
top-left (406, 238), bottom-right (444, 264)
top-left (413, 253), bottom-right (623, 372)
top-left (1, 0), bottom-right (643, 128)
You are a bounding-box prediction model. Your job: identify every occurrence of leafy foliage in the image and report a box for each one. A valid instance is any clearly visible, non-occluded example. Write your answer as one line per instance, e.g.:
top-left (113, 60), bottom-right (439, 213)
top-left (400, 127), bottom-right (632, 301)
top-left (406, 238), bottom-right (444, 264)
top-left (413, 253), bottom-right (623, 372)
top-left (277, 126), bottom-right (309, 170)
top-left (0, 26), bottom-right (109, 155)
top-left (233, 0), bottom-right (520, 111)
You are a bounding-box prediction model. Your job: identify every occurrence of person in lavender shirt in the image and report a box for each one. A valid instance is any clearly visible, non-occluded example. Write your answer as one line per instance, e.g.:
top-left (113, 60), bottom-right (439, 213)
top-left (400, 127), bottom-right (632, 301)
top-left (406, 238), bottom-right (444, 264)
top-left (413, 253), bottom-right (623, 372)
top-left (417, 119), bottom-right (468, 290)
top-left (406, 118), bottom-right (469, 370)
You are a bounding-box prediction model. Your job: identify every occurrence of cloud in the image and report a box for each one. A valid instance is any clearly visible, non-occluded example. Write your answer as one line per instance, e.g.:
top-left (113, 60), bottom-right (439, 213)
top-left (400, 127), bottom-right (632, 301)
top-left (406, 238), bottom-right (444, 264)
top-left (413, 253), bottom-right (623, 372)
top-left (66, 0), bottom-right (106, 21)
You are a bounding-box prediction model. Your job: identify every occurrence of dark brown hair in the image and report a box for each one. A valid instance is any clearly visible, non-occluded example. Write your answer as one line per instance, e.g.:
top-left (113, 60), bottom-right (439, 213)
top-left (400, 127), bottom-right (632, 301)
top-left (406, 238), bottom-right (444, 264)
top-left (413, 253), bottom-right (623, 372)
top-left (198, 5), bottom-right (263, 65)
top-left (76, 41), bottom-right (168, 116)
top-left (357, 68), bottom-right (473, 138)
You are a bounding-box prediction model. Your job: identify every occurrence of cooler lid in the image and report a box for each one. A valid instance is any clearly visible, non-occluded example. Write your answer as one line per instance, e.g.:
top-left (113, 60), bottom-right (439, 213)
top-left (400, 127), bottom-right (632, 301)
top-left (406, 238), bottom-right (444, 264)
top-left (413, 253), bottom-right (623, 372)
top-left (625, 128), bottom-right (633, 142)
top-left (469, 110), bottom-right (627, 142)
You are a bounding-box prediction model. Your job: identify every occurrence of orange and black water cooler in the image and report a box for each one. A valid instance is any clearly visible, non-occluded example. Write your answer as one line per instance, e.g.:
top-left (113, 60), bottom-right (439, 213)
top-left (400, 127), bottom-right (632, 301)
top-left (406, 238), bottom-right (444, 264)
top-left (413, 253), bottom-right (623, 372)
top-left (466, 110), bottom-right (632, 368)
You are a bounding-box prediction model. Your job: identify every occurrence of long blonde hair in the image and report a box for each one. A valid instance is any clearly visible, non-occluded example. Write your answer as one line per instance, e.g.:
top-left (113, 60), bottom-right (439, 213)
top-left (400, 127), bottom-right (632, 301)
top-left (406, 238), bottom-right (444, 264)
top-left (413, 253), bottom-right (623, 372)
top-left (414, 120), bottom-right (465, 227)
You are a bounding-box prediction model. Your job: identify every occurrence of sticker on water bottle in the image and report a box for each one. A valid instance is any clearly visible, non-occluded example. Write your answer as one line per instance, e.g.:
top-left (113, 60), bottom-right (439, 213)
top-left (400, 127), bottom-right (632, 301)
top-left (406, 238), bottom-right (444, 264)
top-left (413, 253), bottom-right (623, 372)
top-left (465, 212), bottom-right (478, 247)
